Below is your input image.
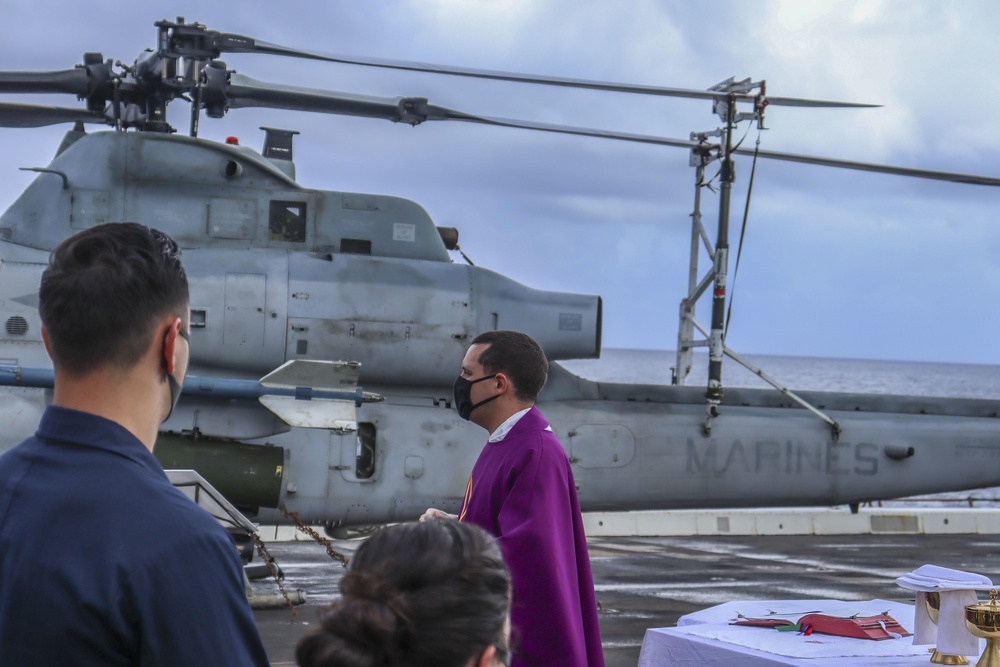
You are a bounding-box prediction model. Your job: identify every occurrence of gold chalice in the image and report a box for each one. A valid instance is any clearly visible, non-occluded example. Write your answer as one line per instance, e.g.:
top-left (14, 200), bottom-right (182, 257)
top-left (928, 592), bottom-right (971, 665)
top-left (965, 589), bottom-right (1000, 667)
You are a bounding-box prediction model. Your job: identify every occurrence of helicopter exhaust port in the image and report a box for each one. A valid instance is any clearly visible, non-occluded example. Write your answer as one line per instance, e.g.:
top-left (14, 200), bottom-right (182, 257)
top-left (884, 444), bottom-right (916, 460)
top-left (223, 159), bottom-right (243, 179)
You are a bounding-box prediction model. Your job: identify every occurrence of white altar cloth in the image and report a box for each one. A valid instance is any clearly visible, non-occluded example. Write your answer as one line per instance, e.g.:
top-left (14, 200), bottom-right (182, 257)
top-left (637, 599), bottom-right (986, 667)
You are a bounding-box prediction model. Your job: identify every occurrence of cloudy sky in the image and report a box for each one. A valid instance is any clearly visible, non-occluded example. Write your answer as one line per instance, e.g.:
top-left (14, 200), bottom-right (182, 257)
top-left (2, 1), bottom-right (998, 365)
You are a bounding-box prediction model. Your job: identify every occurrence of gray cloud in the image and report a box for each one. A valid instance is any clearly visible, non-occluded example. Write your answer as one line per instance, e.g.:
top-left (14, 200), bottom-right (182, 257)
top-left (1, 0), bottom-right (997, 364)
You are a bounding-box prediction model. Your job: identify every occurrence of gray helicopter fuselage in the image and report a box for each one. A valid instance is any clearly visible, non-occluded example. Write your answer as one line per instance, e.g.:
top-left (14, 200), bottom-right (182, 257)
top-left (2, 129), bottom-right (999, 529)
top-left (243, 372), bottom-right (1000, 526)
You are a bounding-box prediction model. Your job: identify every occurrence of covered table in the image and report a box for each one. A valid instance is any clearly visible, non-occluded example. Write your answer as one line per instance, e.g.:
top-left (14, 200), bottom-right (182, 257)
top-left (637, 599), bottom-right (985, 666)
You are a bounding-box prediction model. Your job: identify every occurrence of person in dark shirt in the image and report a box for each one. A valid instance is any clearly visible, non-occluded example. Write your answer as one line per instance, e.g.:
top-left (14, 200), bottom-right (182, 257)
top-left (296, 519), bottom-right (511, 667)
top-left (0, 222), bottom-right (269, 666)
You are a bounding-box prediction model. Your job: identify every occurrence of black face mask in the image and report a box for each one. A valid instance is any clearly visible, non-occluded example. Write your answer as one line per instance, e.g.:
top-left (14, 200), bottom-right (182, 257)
top-left (453, 373), bottom-right (499, 421)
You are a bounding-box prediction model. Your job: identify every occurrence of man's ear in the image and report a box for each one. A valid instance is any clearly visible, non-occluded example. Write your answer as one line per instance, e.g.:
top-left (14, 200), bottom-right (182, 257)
top-left (41, 325), bottom-right (54, 361)
top-left (494, 372), bottom-right (510, 395)
top-left (160, 317), bottom-right (183, 375)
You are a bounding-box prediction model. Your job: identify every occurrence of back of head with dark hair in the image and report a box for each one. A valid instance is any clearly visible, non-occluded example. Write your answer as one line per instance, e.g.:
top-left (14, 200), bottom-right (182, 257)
top-left (38, 223), bottom-right (189, 376)
top-left (471, 330), bottom-right (548, 402)
top-left (296, 520), bottom-right (511, 667)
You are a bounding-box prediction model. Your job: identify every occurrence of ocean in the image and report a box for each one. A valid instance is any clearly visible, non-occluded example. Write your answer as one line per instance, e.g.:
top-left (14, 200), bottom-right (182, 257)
top-left (561, 349), bottom-right (1000, 506)
top-left (561, 349), bottom-right (1000, 399)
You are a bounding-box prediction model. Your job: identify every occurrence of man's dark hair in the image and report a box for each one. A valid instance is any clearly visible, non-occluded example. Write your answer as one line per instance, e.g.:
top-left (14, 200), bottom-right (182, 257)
top-left (472, 330), bottom-right (548, 402)
top-left (296, 519), bottom-right (511, 667)
top-left (39, 222), bottom-right (189, 376)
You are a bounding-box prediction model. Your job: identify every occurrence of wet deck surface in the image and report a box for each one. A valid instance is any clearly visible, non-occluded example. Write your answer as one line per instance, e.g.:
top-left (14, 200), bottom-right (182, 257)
top-left (251, 532), bottom-right (1000, 666)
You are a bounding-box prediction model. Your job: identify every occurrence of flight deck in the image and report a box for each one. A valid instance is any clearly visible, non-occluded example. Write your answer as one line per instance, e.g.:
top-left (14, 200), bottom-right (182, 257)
top-left (249, 520), bottom-right (1000, 667)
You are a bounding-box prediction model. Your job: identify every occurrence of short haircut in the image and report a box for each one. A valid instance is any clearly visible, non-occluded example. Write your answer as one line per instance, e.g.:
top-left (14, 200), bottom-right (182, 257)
top-left (472, 330), bottom-right (548, 402)
top-left (38, 223), bottom-right (189, 376)
top-left (296, 520), bottom-right (511, 667)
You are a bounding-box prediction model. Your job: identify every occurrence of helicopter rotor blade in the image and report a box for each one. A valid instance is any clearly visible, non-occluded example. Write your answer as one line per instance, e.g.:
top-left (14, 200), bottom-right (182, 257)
top-left (762, 96), bottom-right (875, 108)
top-left (0, 101), bottom-right (106, 128)
top-left (435, 109), bottom-right (1000, 187)
top-left (0, 69), bottom-right (90, 96)
top-left (443, 110), bottom-right (704, 150)
top-left (199, 23), bottom-right (999, 186)
top-left (219, 73), bottom-right (999, 187)
top-left (735, 146), bottom-right (1000, 187)
top-left (463, 115), bottom-right (1000, 186)
top-left (204, 29), bottom-right (877, 109)
top-left (224, 73), bottom-right (442, 123)
top-left (219, 72), bottom-right (706, 147)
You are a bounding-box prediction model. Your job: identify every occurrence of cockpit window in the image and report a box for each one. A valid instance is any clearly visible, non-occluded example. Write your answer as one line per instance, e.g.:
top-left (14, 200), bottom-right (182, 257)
top-left (268, 200), bottom-right (307, 242)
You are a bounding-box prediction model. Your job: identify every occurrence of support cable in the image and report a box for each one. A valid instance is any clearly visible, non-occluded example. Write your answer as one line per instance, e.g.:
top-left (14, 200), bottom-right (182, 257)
top-left (725, 128), bottom-right (762, 340)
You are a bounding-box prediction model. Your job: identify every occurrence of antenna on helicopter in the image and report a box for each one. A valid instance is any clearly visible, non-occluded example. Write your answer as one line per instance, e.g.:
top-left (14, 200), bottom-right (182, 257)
top-left (260, 127), bottom-right (300, 179)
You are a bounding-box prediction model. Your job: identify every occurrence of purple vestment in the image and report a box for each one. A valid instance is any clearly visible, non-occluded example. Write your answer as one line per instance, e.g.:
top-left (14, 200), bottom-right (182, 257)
top-left (460, 406), bottom-right (605, 667)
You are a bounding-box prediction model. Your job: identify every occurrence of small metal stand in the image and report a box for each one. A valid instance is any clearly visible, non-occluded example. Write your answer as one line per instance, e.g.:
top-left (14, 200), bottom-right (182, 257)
top-left (671, 78), bottom-right (840, 440)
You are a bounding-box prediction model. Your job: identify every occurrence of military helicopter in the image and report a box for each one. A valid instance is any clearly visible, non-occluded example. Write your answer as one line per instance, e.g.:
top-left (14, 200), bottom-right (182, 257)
top-left (1, 18), bottom-right (999, 534)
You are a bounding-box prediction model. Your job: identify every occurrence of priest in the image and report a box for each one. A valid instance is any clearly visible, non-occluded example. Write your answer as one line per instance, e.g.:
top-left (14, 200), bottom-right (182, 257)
top-left (423, 330), bottom-right (605, 667)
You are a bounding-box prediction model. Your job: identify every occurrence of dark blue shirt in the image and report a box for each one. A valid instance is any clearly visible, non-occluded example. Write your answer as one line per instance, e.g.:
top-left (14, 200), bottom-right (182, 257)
top-left (0, 406), bottom-right (270, 666)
